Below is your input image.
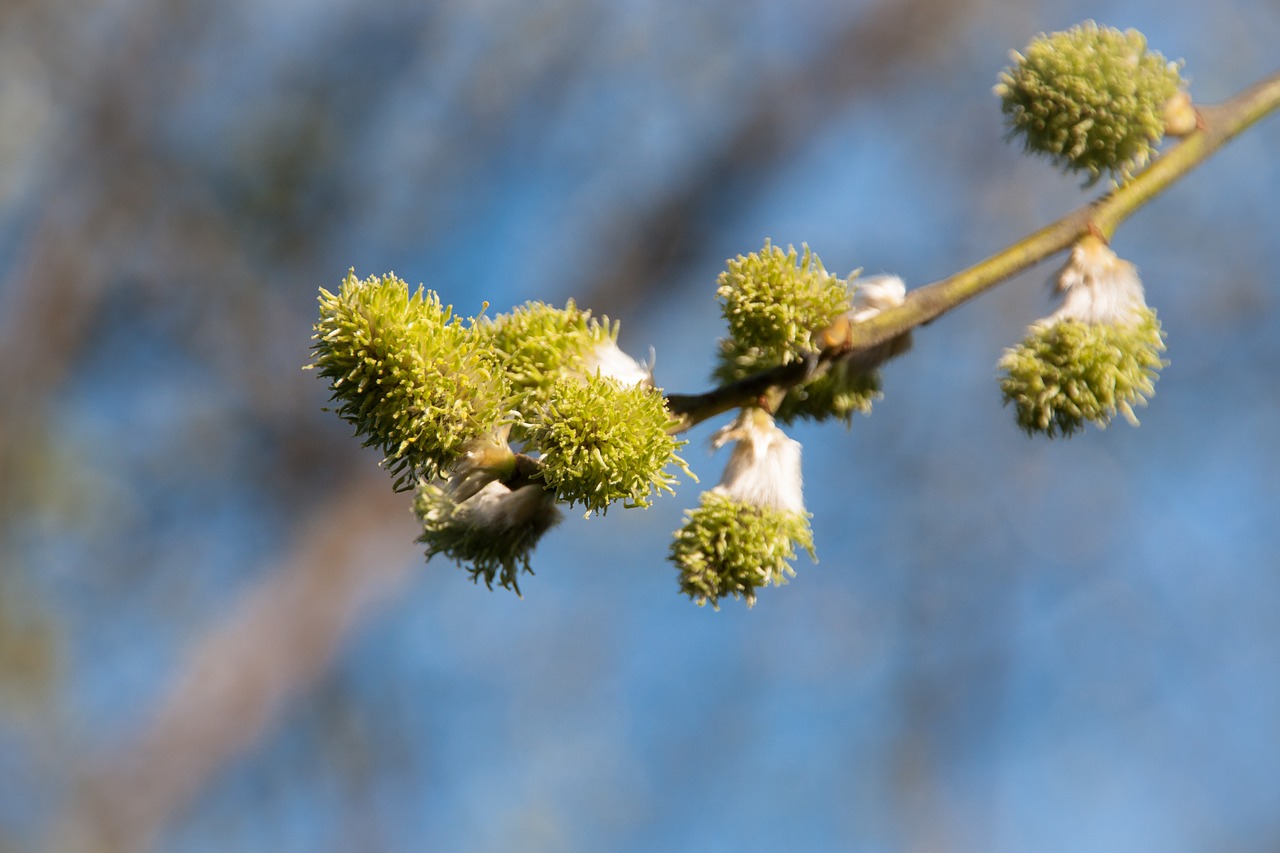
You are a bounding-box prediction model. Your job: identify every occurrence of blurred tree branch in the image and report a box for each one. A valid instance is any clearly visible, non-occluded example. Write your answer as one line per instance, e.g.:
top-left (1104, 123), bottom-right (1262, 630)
top-left (55, 472), bottom-right (417, 853)
top-left (575, 0), bottom-right (982, 317)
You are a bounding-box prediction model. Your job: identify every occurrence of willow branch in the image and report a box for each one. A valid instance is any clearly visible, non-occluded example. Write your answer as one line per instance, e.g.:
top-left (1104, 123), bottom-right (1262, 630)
top-left (666, 69), bottom-right (1280, 433)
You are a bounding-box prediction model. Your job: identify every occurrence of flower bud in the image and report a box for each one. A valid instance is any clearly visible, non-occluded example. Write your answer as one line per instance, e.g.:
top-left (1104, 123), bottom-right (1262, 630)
top-left (999, 237), bottom-right (1167, 437)
top-left (670, 410), bottom-right (815, 608)
top-left (996, 21), bottom-right (1186, 183)
top-left (309, 270), bottom-right (506, 488)
top-left (848, 273), bottom-right (907, 321)
top-left (712, 240), bottom-right (853, 387)
top-left (446, 426), bottom-right (519, 503)
top-left (582, 338), bottom-right (653, 387)
top-left (1051, 236), bottom-right (1147, 325)
top-left (527, 374), bottom-right (692, 515)
top-left (1162, 90), bottom-right (1198, 137)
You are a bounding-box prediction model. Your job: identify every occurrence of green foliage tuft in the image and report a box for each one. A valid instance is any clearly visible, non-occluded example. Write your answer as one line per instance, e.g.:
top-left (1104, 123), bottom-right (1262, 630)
top-left (527, 375), bottom-right (691, 514)
top-left (996, 21), bottom-right (1185, 183)
top-left (998, 307), bottom-right (1167, 437)
top-left (309, 270), bottom-right (506, 488)
top-left (670, 491), bottom-right (815, 609)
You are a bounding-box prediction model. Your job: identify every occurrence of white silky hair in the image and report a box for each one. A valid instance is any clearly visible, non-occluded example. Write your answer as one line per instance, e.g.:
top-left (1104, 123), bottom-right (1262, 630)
top-left (1051, 238), bottom-right (1148, 325)
top-left (583, 339), bottom-right (653, 386)
top-left (710, 409), bottom-right (805, 515)
top-left (447, 426), bottom-right (516, 503)
top-left (848, 274), bottom-right (907, 322)
top-left (456, 480), bottom-right (560, 531)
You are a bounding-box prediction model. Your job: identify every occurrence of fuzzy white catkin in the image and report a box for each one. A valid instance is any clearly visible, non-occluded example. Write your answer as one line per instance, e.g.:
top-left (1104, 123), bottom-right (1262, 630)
top-left (710, 409), bottom-right (805, 516)
top-left (848, 274), bottom-right (906, 322)
top-left (583, 339), bottom-right (653, 386)
top-left (455, 480), bottom-right (560, 532)
top-left (1051, 237), bottom-right (1148, 325)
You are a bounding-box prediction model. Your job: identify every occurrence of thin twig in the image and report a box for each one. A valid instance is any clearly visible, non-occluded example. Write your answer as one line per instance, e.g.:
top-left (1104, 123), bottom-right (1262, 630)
top-left (665, 70), bottom-right (1280, 433)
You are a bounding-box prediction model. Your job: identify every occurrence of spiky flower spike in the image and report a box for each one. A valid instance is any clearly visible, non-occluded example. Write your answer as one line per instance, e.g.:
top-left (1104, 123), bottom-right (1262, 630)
top-left (671, 409), bottom-right (816, 609)
top-left (712, 240), bottom-right (882, 423)
top-left (999, 236), bottom-right (1167, 437)
top-left (309, 270), bottom-right (506, 488)
top-left (713, 241), bottom-right (852, 381)
top-left (996, 21), bottom-right (1187, 183)
top-left (526, 374), bottom-right (692, 515)
top-left (473, 300), bottom-right (652, 441)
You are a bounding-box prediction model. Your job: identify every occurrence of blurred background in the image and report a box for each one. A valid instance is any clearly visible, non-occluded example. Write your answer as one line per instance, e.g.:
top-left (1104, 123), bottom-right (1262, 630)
top-left (1, 0), bottom-right (1278, 850)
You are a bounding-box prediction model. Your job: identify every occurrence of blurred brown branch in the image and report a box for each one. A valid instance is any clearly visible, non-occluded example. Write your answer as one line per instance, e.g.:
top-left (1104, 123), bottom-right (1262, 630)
top-left (55, 472), bottom-right (418, 853)
top-left (576, 0), bottom-right (980, 318)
